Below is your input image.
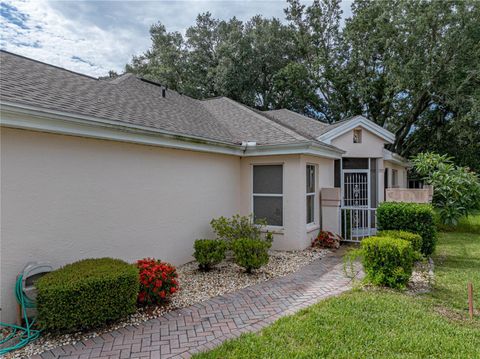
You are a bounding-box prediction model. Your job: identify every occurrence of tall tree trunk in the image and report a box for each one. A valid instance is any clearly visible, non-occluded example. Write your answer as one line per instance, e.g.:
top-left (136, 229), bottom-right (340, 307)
top-left (393, 91), bottom-right (430, 154)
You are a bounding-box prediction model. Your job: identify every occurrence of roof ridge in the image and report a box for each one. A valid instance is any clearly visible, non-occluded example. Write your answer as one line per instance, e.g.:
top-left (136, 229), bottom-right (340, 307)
top-left (201, 96), bottom-right (226, 101)
top-left (268, 108), bottom-right (329, 125)
top-left (106, 73), bottom-right (135, 84)
top-left (0, 50), bottom-right (98, 80)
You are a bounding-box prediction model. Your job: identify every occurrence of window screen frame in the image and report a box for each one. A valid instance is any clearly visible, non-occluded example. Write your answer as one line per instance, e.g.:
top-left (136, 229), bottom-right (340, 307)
top-left (306, 164), bottom-right (316, 225)
top-left (252, 164), bottom-right (284, 227)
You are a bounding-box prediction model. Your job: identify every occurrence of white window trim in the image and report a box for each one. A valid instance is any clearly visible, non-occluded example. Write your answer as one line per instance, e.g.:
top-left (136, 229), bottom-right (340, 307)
top-left (306, 164), bottom-right (317, 225)
top-left (251, 164), bottom-right (284, 228)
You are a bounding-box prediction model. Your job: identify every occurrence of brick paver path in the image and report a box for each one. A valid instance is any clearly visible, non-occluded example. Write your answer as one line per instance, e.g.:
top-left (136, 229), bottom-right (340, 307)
top-left (32, 249), bottom-right (357, 359)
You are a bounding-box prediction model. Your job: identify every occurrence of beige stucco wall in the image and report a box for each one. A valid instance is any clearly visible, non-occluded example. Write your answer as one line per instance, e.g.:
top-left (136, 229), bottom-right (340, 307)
top-left (300, 155), bottom-right (335, 246)
top-left (239, 155), bottom-right (304, 250)
top-left (3, 124), bottom-right (399, 323)
top-left (384, 161), bottom-right (408, 188)
top-left (239, 155), bottom-right (335, 250)
top-left (0, 128), bottom-right (242, 323)
top-left (332, 128), bottom-right (387, 158)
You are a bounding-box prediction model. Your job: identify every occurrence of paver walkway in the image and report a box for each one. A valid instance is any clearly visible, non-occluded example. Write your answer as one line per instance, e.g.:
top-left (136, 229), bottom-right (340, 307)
top-left (32, 249), bottom-right (357, 359)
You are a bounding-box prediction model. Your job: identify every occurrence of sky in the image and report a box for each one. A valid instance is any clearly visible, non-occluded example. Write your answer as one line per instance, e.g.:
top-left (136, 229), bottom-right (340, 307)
top-left (1, 0), bottom-right (352, 77)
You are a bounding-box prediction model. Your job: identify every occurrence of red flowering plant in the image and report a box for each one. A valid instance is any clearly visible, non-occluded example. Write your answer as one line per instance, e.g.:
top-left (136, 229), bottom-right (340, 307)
top-left (312, 230), bottom-right (341, 249)
top-left (136, 258), bottom-right (179, 305)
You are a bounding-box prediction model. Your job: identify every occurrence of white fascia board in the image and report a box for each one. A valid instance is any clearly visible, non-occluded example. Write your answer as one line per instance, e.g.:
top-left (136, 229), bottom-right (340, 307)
top-left (245, 142), bottom-right (343, 159)
top-left (0, 101), bottom-right (243, 156)
top-left (317, 115), bottom-right (396, 144)
top-left (0, 101), bottom-right (343, 159)
top-left (383, 149), bottom-right (410, 167)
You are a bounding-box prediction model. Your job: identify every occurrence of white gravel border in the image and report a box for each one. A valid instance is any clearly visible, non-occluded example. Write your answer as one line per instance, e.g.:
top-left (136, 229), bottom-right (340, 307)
top-left (4, 248), bottom-right (328, 358)
top-left (407, 258), bottom-right (435, 294)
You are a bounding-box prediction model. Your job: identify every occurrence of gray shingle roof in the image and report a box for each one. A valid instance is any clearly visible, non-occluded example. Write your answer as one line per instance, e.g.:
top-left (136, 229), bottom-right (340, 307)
top-left (201, 98), bottom-right (310, 145)
top-left (0, 51), bottom-right (340, 149)
top-left (264, 109), bottom-right (335, 138)
top-left (0, 51), bottom-right (235, 144)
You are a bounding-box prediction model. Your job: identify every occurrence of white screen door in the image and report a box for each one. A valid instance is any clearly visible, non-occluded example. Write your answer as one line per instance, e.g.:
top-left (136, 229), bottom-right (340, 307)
top-left (341, 169), bottom-right (373, 240)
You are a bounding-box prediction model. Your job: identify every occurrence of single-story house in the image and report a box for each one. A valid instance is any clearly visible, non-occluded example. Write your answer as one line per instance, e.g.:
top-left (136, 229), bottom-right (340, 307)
top-left (0, 51), bottom-right (409, 323)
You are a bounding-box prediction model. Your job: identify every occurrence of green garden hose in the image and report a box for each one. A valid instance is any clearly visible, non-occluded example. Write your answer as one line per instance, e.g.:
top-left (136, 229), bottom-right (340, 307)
top-left (0, 275), bottom-right (42, 355)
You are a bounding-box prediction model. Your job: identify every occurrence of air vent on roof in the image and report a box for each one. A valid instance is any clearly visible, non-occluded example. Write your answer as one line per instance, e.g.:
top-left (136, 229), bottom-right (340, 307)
top-left (162, 88), bottom-right (166, 98)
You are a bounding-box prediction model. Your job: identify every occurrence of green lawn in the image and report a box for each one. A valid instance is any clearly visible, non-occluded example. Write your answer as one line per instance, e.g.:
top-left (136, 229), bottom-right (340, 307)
top-left (195, 216), bottom-right (480, 359)
top-left (438, 211), bottom-right (480, 234)
top-left (429, 231), bottom-right (480, 317)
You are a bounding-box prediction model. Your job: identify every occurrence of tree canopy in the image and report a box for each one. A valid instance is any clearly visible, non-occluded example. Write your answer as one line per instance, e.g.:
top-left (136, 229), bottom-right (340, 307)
top-left (126, 0), bottom-right (480, 170)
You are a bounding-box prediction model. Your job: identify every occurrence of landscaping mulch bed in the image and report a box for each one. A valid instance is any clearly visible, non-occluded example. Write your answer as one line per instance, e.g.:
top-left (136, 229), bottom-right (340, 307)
top-left (4, 248), bottom-right (328, 359)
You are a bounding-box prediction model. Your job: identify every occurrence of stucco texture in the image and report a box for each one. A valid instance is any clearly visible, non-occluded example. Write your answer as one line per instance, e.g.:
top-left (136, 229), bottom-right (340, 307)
top-left (0, 128), bottom-right (241, 323)
top-left (239, 155), bottom-right (334, 250)
top-left (384, 161), bottom-right (408, 188)
top-left (1, 124), bottom-right (402, 324)
top-left (331, 128), bottom-right (387, 158)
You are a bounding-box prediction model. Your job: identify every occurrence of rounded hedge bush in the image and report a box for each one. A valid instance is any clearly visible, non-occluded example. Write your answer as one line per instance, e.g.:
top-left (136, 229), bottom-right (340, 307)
top-left (36, 258), bottom-right (138, 332)
top-left (361, 236), bottom-right (415, 288)
top-left (377, 202), bottom-right (437, 256)
top-left (193, 239), bottom-right (228, 270)
top-left (231, 238), bottom-right (271, 273)
top-left (377, 230), bottom-right (423, 254)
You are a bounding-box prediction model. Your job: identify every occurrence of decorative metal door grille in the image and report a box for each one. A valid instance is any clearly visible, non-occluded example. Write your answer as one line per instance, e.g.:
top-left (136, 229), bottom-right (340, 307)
top-left (343, 172), bottom-right (368, 207)
top-left (341, 170), bottom-right (376, 241)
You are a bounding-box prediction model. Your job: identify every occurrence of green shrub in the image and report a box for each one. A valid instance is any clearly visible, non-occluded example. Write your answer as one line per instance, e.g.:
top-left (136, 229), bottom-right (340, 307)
top-left (193, 239), bottom-right (228, 270)
top-left (37, 258), bottom-right (138, 332)
top-left (361, 236), bottom-right (415, 288)
top-left (378, 230), bottom-right (423, 254)
top-left (210, 214), bottom-right (273, 242)
top-left (412, 152), bottom-right (480, 225)
top-left (377, 202), bottom-right (437, 256)
top-left (231, 238), bottom-right (271, 273)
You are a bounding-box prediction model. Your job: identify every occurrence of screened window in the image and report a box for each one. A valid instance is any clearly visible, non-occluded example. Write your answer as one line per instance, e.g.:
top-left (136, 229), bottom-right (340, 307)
top-left (253, 165), bottom-right (283, 226)
top-left (306, 165), bottom-right (316, 224)
top-left (342, 157), bottom-right (369, 169)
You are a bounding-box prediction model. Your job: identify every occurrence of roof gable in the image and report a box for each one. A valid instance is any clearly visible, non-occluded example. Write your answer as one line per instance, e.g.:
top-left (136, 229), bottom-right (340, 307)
top-left (317, 115), bottom-right (395, 144)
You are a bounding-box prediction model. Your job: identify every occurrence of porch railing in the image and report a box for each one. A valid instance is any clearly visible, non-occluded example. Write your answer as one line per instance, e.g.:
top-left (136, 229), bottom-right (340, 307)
top-left (340, 207), bottom-right (377, 242)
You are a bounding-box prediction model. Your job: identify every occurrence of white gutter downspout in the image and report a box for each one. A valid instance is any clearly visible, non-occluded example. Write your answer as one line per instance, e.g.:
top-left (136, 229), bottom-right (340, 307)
top-left (241, 141), bottom-right (257, 154)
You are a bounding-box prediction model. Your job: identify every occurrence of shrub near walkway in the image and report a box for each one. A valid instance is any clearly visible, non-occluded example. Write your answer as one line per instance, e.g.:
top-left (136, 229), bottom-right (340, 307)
top-left (195, 219), bottom-right (480, 358)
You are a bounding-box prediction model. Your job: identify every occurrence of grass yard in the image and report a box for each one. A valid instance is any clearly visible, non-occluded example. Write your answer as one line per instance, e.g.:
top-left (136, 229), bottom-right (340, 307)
top-left (438, 212), bottom-right (480, 234)
top-left (195, 215), bottom-right (480, 359)
top-left (195, 291), bottom-right (479, 359)
top-left (429, 231), bottom-right (480, 317)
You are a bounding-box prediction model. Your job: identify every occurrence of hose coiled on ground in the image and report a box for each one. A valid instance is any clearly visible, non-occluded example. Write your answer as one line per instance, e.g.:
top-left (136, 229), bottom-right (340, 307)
top-left (0, 275), bottom-right (42, 355)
